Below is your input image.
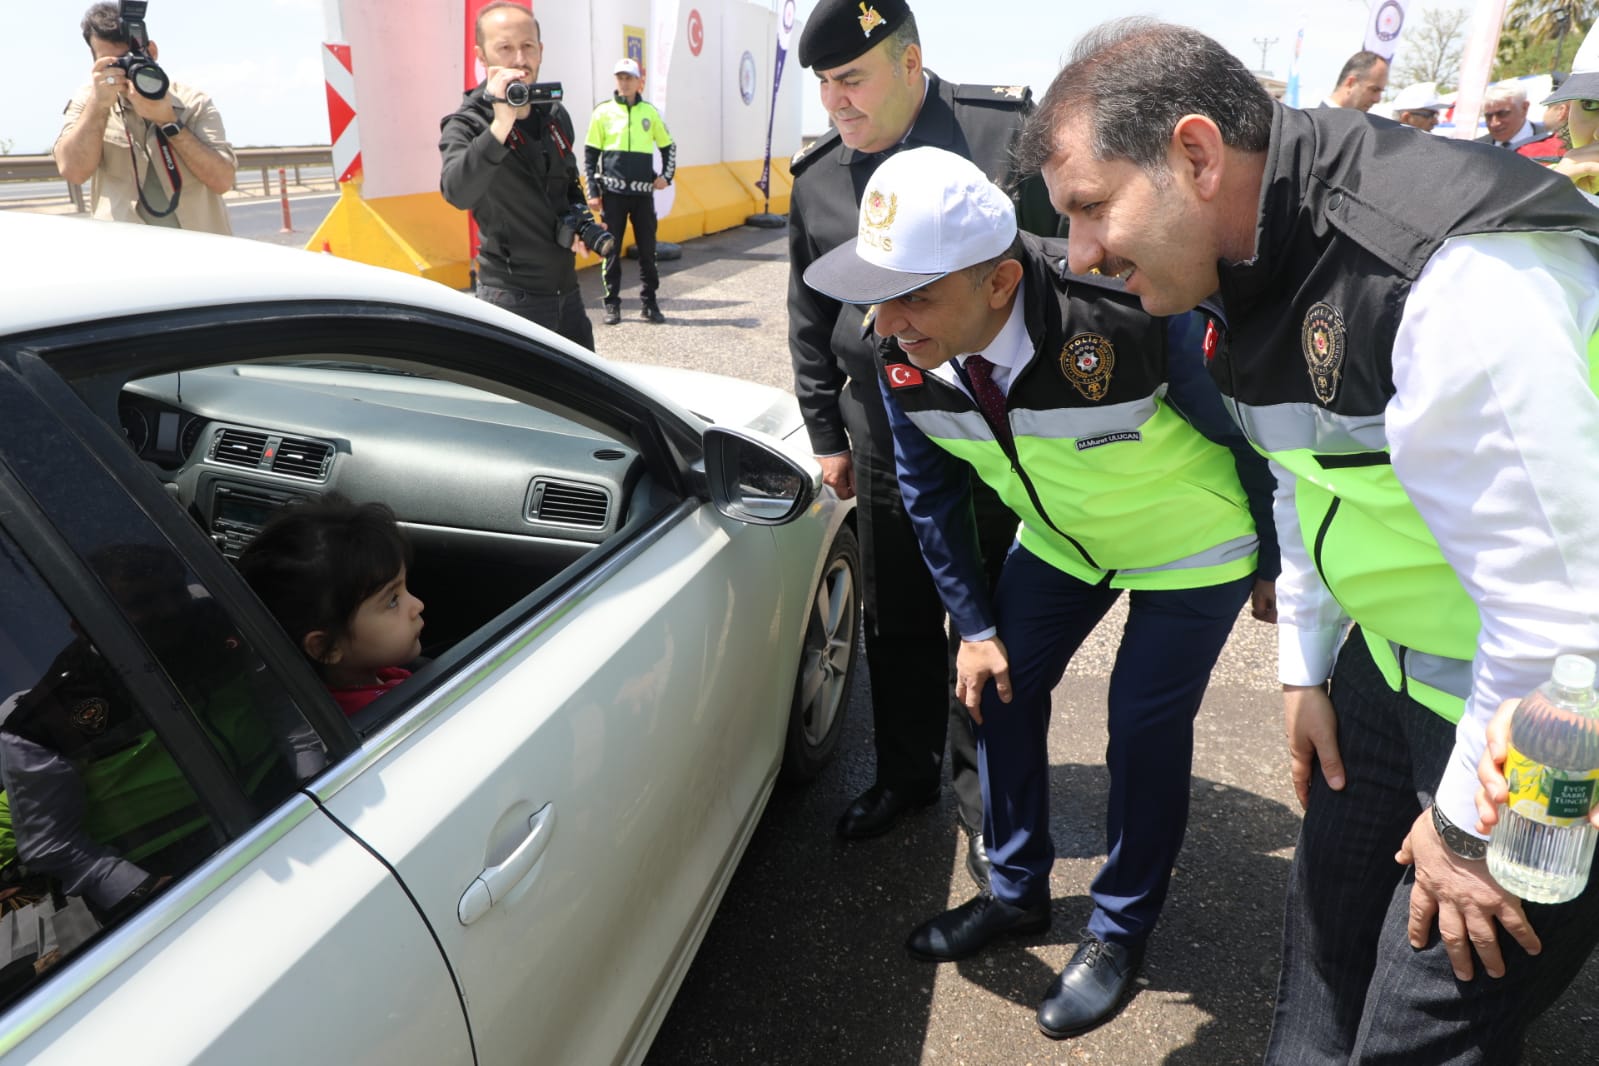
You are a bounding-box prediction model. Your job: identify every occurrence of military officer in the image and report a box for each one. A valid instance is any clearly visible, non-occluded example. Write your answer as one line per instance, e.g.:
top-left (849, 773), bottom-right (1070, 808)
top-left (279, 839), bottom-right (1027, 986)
top-left (788, 0), bottom-right (1060, 884)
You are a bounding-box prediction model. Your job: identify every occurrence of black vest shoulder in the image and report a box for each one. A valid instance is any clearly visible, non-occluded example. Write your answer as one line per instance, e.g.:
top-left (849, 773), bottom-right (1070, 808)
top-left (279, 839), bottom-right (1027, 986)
top-left (882, 235), bottom-right (1169, 416)
top-left (1213, 104), bottom-right (1599, 417)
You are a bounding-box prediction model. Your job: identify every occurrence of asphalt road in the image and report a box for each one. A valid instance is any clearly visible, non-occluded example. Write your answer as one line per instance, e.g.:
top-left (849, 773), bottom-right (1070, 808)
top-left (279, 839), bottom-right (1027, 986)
top-left (575, 225), bottom-right (1598, 1065)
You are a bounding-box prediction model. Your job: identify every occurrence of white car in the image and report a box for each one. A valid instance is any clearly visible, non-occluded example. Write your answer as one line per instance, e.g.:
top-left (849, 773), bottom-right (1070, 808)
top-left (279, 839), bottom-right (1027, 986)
top-left (0, 214), bottom-right (858, 1065)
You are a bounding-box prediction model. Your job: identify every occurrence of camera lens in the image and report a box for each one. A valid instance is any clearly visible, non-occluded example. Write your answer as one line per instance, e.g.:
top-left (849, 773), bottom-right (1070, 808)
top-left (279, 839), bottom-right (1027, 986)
top-left (505, 81), bottom-right (531, 108)
top-left (130, 62), bottom-right (168, 100)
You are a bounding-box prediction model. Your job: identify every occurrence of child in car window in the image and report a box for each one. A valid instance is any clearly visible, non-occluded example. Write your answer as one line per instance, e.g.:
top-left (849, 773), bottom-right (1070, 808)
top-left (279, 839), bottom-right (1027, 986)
top-left (238, 497), bottom-right (425, 715)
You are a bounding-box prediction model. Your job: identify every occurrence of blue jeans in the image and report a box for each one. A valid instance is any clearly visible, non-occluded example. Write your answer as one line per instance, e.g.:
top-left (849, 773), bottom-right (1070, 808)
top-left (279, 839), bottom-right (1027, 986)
top-left (476, 283), bottom-right (595, 352)
top-left (1265, 633), bottom-right (1599, 1064)
top-left (978, 544), bottom-right (1251, 947)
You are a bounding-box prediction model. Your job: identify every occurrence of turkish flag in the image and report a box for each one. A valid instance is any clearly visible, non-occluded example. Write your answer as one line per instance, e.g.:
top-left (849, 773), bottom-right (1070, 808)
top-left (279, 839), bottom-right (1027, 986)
top-left (887, 364), bottom-right (924, 389)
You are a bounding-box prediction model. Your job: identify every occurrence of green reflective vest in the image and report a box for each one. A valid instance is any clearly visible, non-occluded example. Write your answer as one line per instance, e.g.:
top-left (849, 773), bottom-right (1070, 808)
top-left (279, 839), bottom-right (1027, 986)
top-left (883, 243), bottom-right (1258, 591)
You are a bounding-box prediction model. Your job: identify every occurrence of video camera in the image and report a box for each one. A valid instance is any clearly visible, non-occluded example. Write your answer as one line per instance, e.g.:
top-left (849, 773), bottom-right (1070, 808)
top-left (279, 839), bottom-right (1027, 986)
top-left (113, 1), bottom-right (169, 100)
top-left (505, 79), bottom-right (562, 109)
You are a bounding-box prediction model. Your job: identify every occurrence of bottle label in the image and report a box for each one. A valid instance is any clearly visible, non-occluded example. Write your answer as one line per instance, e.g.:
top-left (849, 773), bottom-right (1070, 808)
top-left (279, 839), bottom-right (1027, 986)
top-left (1505, 745), bottom-right (1599, 825)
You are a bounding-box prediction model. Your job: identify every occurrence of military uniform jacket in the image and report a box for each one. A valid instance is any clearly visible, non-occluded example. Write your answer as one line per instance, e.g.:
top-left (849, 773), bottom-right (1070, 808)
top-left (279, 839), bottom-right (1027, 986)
top-left (787, 71), bottom-right (1052, 456)
top-left (881, 234), bottom-right (1275, 638)
top-left (439, 87), bottom-right (588, 295)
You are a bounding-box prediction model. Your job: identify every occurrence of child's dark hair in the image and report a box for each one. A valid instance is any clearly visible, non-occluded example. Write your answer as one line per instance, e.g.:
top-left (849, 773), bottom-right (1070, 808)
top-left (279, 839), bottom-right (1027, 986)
top-left (237, 496), bottom-right (411, 667)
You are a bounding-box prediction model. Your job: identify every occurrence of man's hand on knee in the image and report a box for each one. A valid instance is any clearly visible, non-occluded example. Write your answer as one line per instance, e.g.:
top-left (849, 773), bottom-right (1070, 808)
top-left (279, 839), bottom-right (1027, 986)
top-left (1395, 808), bottom-right (1541, 980)
top-left (956, 638), bottom-right (1010, 725)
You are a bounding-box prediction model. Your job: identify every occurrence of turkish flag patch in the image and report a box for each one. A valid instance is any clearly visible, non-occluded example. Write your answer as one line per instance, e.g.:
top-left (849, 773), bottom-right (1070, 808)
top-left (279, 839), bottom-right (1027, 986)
top-left (886, 364), bottom-right (924, 389)
top-left (1202, 318), bottom-right (1220, 364)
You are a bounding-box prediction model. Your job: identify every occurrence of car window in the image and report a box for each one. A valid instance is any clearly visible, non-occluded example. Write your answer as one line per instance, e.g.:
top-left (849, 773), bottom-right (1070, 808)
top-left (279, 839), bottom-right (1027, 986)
top-left (115, 355), bottom-right (661, 726)
top-left (0, 530), bottom-right (234, 1009)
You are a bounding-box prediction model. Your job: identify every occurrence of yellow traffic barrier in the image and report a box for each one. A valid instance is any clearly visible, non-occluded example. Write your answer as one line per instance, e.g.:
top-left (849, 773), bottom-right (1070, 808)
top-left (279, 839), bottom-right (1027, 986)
top-left (306, 181), bottom-right (472, 290)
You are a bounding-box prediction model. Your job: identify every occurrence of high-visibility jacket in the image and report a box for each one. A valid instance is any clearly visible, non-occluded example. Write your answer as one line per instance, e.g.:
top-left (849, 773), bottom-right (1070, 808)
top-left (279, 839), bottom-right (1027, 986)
top-left (881, 234), bottom-right (1264, 637)
top-left (583, 94), bottom-right (676, 196)
top-left (1210, 103), bottom-right (1599, 721)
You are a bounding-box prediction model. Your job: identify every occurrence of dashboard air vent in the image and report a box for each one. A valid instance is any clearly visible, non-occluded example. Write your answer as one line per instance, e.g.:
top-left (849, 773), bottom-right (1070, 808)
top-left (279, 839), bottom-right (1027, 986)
top-left (271, 438), bottom-right (334, 481)
top-left (531, 479), bottom-right (609, 529)
top-left (211, 429), bottom-right (269, 469)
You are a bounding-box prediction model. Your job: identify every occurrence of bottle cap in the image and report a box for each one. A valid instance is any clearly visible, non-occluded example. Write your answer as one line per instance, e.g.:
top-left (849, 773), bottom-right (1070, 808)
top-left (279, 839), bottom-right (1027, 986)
top-left (1552, 654), bottom-right (1597, 690)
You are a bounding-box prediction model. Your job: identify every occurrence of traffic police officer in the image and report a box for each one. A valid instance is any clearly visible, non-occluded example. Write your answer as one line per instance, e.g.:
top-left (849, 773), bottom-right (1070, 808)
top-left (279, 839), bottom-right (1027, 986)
top-left (1020, 20), bottom-right (1599, 1061)
top-left (805, 147), bottom-right (1278, 1039)
top-left (788, 0), bottom-right (1060, 878)
top-left (584, 57), bottom-right (677, 325)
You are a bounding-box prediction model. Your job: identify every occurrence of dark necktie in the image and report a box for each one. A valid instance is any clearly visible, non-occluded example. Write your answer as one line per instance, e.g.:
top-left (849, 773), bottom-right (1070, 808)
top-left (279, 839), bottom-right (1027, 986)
top-left (963, 354), bottom-right (1012, 447)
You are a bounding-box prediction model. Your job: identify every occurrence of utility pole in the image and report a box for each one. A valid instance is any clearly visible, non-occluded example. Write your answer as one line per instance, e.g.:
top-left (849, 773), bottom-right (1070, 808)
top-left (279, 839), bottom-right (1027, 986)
top-left (1253, 36), bottom-right (1279, 73)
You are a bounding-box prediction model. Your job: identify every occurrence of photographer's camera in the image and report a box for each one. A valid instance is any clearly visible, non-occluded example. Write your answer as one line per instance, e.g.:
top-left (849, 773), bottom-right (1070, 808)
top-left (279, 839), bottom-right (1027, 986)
top-left (559, 209), bottom-right (617, 259)
top-left (114, 1), bottom-right (168, 99)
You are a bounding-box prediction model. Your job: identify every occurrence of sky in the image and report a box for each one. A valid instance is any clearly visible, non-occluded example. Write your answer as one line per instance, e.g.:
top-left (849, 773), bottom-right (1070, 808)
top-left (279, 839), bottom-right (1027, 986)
top-left (8, 0), bottom-right (1400, 156)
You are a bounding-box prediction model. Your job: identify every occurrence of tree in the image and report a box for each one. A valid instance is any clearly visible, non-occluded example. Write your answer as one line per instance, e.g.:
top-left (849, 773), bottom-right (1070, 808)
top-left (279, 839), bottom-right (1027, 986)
top-left (1396, 7), bottom-right (1473, 91)
top-left (0, 138), bottom-right (12, 156)
top-left (1497, 0), bottom-right (1595, 76)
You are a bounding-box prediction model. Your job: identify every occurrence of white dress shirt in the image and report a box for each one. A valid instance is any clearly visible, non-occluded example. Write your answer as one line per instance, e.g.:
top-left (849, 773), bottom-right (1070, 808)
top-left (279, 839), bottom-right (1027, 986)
top-left (1273, 230), bottom-right (1599, 835)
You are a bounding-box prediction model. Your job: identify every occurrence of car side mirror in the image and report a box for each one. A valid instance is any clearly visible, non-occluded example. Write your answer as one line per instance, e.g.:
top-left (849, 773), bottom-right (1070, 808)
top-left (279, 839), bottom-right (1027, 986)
top-left (703, 426), bottom-right (816, 526)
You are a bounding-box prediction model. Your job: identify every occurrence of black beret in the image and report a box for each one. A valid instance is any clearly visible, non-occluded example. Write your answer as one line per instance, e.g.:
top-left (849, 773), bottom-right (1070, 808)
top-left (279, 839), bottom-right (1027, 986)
top-left (797, 0), bottom-right (913, 71)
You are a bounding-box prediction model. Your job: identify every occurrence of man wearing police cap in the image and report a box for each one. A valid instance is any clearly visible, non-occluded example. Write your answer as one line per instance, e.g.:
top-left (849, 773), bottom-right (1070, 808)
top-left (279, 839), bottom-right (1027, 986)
top-left (788, 0), bottom-right (1060, 880)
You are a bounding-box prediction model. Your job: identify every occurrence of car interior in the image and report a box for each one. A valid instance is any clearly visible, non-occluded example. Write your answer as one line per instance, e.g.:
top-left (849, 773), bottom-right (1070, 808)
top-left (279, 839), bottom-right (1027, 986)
top-left (0, 324), bottom-right (704, 1012)
top-left (104, 349), bottom-right (687, 730)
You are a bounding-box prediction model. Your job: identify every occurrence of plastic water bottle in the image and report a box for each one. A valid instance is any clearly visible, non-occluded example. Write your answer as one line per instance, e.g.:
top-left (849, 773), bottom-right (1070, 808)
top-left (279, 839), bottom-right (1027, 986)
top-left (1487, 655), bottom-right (1599, 904)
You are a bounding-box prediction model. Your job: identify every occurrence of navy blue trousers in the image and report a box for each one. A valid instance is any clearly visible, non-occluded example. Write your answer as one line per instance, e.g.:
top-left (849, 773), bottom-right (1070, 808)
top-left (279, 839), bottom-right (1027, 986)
top-left (979, 544), bottom-right (1251, 948)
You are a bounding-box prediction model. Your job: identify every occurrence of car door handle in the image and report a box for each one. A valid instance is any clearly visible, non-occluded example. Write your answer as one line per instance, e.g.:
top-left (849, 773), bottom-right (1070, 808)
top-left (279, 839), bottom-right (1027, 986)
top-left (458, 803), bottom-right (555, 926)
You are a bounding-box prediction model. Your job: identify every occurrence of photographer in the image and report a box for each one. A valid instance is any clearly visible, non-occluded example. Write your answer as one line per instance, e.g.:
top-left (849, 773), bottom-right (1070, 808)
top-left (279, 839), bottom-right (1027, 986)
top-left (440, 2), bottom-right (599, 351)
top-left (54, 3), bottom-right (237, 234)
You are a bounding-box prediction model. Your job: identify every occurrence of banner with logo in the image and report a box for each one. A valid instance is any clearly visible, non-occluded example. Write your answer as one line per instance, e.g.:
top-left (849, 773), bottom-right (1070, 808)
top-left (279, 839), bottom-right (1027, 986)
top-left (1364, 0), bottom-right (1408, 60)
top-left (755, 0), bottom-right (797, 208)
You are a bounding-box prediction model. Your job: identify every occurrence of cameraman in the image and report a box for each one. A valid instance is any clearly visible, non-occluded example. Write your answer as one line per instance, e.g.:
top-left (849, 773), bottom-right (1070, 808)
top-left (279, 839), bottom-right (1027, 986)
top-left (440, 2), bottom-right (598, 351)
top-left (54, 3), bottom-right (237, 234)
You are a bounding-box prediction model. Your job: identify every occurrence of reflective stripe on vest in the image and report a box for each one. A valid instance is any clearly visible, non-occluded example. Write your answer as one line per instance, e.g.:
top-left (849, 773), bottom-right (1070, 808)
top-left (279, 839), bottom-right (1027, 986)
top-left (1230, 329), bottom-right (1599, 722)
top-left (906, 390), bottom-right (1257, 590)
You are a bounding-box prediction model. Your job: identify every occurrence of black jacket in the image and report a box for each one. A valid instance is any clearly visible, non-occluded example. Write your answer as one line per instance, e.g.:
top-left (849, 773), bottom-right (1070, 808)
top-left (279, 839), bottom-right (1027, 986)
top-left (1213, 103), bottom-right (1596, 418)
top-left (439, 86), bottom-right (589, 294)
top-left (786, 72), bottom-right (1060, 456)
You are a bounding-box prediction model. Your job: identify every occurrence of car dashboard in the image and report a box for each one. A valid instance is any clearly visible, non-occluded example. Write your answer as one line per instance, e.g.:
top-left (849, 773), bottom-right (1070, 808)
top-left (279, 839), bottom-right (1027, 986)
top-left (119, 363), bottom-right (651, 648)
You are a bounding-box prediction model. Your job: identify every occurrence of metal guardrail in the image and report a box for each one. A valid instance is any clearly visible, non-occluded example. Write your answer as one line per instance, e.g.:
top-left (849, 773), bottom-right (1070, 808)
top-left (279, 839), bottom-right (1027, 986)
top-left (1, 146), bottom-right (334, 211)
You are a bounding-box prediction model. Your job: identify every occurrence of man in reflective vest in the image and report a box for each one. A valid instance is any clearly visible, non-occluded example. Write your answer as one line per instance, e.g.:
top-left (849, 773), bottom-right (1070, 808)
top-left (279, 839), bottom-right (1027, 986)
top-left (805, 146), bottom-right (1278, 1038)
top-left (1019, 19), bottom-right (1599, 1063)
top-left (584, 57), bottom-right (676, 325)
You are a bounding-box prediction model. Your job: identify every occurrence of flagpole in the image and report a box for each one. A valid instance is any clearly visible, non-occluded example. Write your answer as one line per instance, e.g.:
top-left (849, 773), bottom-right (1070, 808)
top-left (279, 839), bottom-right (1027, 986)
top-left (747, 0), bottom-right (794, 228)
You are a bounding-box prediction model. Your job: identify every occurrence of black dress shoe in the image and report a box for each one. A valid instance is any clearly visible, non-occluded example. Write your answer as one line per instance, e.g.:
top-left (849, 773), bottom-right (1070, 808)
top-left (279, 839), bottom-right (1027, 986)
top-left (964, 826), bottom-right (991, 890)
top-left (835, 782), bottom-right (939, 839)
top-left (603, 304), bottom-right (621, 325)
top-left (641, 299), bottom-right (666, 323)
top-left (906, 893), bottom-right (1051, 962)
top-left (1035, 934), bottom-right (1144, 1039)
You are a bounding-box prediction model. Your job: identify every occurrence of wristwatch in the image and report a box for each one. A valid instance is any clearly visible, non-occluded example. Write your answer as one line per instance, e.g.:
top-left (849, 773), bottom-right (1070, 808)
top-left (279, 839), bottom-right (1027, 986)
top-left (158, 120), bottom-right (184, 139)
top-left (1431, 803), bottom-right (1488, 861)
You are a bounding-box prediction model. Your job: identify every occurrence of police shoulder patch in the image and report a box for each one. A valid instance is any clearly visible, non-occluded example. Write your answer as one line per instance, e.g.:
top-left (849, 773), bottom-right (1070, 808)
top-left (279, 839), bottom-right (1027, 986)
top-left (1060, 333), bottom-right (1116, 401)
top-left (1301, 301), bottom-right (1347, 405)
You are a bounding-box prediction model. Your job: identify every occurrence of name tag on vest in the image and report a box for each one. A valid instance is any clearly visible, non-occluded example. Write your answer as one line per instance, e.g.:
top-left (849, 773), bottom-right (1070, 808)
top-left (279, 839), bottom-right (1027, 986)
top-left (1076, 430), bottom-right (1142, 451)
